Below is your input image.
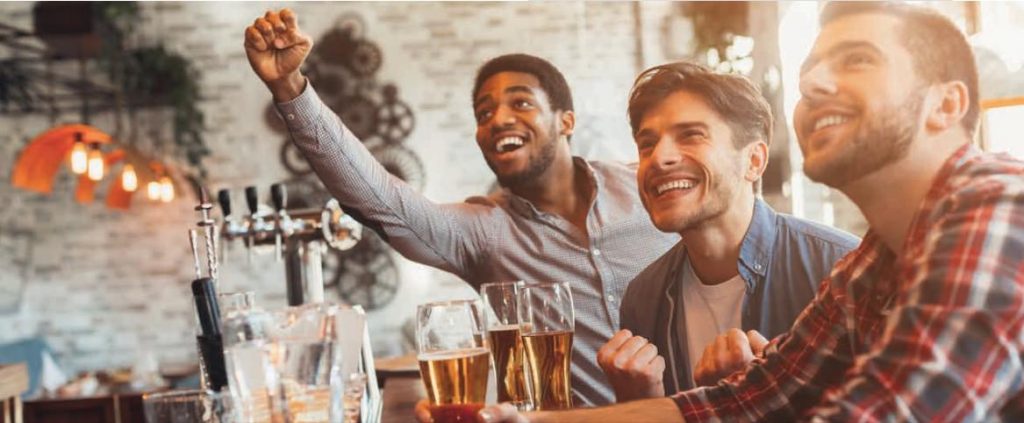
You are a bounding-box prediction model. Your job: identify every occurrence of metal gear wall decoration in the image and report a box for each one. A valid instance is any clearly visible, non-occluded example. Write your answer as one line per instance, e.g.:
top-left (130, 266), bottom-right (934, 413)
top-left (270, 13), bottom-right (423, 310)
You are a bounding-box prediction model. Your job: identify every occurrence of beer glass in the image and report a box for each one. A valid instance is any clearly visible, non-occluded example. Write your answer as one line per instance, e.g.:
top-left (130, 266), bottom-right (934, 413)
top-left (516, 282), bottom-right (574, 410)
top-left (479, 282), bottom-right (532, 410)
top-left (416, 299), bottom-right (490, 423)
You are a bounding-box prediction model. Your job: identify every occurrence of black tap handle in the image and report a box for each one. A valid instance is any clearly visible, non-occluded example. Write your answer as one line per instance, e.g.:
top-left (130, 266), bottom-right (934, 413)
top-left (271, 183), bottom-right (287, 212)
top-left (245, 186), bottom-right (259, 215)
top-left (217, 189), bottom-right (232, 217)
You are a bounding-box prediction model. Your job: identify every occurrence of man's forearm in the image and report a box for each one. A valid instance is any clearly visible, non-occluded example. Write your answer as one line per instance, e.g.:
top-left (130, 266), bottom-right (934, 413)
top-left (526, 398), bottom-right (682, 423)
top-left (267, 71), bottom-right (306, 102)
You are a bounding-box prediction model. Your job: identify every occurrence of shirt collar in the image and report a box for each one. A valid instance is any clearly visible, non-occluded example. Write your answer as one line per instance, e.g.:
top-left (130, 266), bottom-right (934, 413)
top-left (505, 156), bottom-right (598, 219)
top-left (738, 199), bottom-right (778, 280)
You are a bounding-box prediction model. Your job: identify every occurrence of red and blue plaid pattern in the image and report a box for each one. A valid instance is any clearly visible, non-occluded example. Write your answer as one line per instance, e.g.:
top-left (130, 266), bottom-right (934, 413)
top-left (673, 144), bottom-right (1024, 421)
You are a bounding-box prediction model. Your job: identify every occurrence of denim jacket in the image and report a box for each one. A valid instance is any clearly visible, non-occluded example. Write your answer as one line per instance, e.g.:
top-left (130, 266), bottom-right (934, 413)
top-left (619, 199), bottom-right (860, 394)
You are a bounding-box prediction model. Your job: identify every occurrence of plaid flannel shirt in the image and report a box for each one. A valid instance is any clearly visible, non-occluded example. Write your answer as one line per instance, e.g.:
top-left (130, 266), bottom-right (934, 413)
top-left (673, 144), bottom-right (1024, 421)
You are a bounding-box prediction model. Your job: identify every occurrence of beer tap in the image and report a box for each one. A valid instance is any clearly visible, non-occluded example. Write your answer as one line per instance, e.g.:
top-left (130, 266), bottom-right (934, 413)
top-left (216, 189), bottom-right (239, 265)
top-left (270, 183), bottom-right (288, 262)
top-left (244, 186), bottom-right (260, 265)
top-left (217, 182), bottom-right (363, 306)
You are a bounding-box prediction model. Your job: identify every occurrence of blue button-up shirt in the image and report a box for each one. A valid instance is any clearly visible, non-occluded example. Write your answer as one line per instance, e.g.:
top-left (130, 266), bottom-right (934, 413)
top-left (620, 199), bottom-right (859, 394)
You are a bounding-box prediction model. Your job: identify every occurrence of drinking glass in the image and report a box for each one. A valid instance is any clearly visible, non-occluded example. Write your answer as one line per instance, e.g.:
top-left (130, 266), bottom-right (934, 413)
top-left (516, 282), bottom-right (574, 410)
top-left (143, 389), bottom-right (232, 423)
top-left (416, 299), bottom-right (490, 423)
top-left (479, 282), bottom-right (532, 410)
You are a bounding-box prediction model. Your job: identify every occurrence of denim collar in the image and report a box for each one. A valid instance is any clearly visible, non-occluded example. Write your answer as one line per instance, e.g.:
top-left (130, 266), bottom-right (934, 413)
top-left (737, 199), bottom-right (778, 288)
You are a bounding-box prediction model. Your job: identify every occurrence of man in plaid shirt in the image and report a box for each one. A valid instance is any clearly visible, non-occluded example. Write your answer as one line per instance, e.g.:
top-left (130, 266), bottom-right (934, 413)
top-left (458, 2), bottom-right (1024, 422)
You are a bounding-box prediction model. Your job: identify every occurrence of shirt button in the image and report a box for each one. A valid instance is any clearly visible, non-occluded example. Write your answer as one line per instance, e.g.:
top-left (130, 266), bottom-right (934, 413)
top-left (754, 263), bottom-right (763, 271)
top-left (592, 249), bottom-right (602, 257)
top-left (286, 113), bottom-right (296, 121)
top-left (606, 294), bottom-right (615, 303)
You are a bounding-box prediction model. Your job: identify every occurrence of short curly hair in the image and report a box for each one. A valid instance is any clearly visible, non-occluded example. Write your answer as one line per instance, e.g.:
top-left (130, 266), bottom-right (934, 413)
top-left (472, 54), bottom-right (574, 114)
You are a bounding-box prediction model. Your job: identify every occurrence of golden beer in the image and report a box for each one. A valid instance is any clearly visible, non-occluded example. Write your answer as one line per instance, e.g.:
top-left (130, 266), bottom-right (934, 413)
top-left (487, 325), bottom-right (530, 403)
top-left (522, 330), bottom-right (573, 410)
top-left (418, 347), bottom-right (490, 417)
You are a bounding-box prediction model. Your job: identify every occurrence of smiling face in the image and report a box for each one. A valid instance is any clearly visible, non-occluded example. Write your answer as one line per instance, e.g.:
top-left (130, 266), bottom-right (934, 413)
top-left (473, 71), bottom-right (572, 188)
top-left (635, 90), bottom-right (760, 233)
top-left (794, 13), bottom-right (927, 188)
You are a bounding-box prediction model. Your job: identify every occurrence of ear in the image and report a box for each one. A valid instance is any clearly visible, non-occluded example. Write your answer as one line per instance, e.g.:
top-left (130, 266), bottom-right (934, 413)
top-left (744, 140), bottom-right (769, 183)
top-left (924, 80), bottom-right (969, 133)
top-left (559, 110), bottom-right (576, 137)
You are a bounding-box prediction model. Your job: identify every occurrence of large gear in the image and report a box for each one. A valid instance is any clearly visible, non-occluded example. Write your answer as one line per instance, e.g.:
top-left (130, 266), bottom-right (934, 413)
top-left (370, 145), bottom-right (426, 192)
top-left (345, 40), bottom-right (383, 78)
top-left (324, 233), bottom-right (400, 310)
top-left (376, 100), bottom-right (415, 144)
top-left (330, 94), bottom-right (379, 140)
top-left (280, 140), bottom-right (315, 177)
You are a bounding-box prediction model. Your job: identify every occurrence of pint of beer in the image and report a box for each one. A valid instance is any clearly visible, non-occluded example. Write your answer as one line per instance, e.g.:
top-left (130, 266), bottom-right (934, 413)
top-left (480, 282), bottom-right (533, 410)
top-left (517, 282), bottom-right (575, 410)
top-left (416, 299), bottom-right (490, 423)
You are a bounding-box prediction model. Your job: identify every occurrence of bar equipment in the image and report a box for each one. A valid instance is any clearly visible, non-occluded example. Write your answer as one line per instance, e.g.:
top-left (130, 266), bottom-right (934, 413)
top-left (190, 189), bottom-right (228, 393)
top-left (217, 183), bottom-right (362, 306)
top-left (416, 299), bottom-right (489, 423)
top-left (517, 282), bottom-right (575, 411)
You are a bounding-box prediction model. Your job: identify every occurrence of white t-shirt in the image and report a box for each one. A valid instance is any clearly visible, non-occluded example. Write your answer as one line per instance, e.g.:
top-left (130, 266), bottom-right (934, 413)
top-left (681, 258), bottom-right (747, 385)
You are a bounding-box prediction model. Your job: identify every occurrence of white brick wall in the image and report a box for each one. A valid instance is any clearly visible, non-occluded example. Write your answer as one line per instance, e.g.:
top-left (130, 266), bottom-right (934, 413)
top-left (0, 1), bottom-right (693, 373)
top-left (0, 1), bottom-right (865, 375)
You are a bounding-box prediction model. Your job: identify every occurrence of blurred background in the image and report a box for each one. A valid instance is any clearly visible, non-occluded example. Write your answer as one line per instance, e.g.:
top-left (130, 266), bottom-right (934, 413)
top-left (0, 0), bottom-right (1021, 402)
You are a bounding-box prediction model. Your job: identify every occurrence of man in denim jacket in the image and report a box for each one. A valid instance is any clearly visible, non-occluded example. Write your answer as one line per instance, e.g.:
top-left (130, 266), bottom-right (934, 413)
top-left (598, 62), bottom-right (858, 401)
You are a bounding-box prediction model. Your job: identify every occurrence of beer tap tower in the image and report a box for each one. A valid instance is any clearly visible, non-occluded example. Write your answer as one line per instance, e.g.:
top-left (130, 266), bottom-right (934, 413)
top-left (217, 183), bottom-right (362, 305)
top-left (215, 183), bottom-right (382, 422)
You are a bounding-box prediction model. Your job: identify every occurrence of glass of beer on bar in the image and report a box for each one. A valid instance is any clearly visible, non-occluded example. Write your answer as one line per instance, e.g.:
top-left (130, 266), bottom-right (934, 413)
top-left (416, 299), bottom-right (490, 423)
top-left (480, 282), bottom-right (533, 410)
top-left (517, 282), bottom-right (575, 410)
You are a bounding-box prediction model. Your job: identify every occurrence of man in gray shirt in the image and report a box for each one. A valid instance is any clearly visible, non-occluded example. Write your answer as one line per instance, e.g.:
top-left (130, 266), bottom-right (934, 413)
top-left (597, 62), bottom-right (858, 400)
top-left (244, 9), bottom-right (677, 405)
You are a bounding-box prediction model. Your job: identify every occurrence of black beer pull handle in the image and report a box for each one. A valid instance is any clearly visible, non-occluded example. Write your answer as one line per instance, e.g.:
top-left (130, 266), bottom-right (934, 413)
top-left (271, 183), bottom-right (287, 212)
top-left (217, 189), bottom-right (232, 217)
top-left (245, 186), bottom-right (259, 216)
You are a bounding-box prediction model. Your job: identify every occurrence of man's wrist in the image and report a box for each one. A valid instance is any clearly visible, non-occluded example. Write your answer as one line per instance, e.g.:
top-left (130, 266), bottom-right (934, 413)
top-left (267, 72), bottom-right (307, 103)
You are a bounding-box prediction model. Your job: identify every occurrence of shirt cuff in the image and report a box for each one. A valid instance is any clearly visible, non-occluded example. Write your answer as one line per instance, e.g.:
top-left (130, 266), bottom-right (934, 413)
top-left (274, 79), bottom-right (321, 131)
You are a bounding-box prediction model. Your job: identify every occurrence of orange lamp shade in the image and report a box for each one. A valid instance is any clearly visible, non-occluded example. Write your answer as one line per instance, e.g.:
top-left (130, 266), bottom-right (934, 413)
top-left (11, 124), bottom-right (112, 194)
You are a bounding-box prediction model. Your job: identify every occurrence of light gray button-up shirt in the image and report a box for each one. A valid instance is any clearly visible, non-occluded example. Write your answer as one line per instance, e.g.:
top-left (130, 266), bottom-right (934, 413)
top-left (276, 83), bottom-right (678, 406)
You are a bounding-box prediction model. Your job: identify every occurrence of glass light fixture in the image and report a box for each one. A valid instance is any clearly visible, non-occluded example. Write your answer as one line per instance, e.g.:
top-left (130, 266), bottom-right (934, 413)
top-left (147, 181), bottom-right (161, 200)
top-left (70, 136), bottom-right (88, 174)
top-left (159, 176), bottom-right (174, 202)
top-left (87, 144), bottom-right (104, 181)
top-left (121, 164), bottom-right (138, 192)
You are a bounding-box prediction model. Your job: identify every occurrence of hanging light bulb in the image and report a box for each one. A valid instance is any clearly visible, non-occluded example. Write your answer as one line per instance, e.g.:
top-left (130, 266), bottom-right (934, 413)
top-left (70, 134), bottom-right (88, 174)
top-left (87, 144), bottom-right (104, 181)
top-left (159, 176), bottom-right (175, 202)
top-left (147, 180), bottom-right (161, 201)
top-left (121, 164), bottom-right (138, 192)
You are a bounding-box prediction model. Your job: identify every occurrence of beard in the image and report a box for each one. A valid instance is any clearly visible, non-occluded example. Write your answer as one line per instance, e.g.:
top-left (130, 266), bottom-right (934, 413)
top-left (646, 154), bottom-right (742, 233)
top-left (489, 123), bottom-right (561, 189)
top-left (804, 89), bottom-right (924, 188)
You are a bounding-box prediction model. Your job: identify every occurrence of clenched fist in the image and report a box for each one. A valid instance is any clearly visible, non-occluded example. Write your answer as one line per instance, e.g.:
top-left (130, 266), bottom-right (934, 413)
top-left (597, 330), bottom-right (666, 402)
top-left (243, 8), bottom-right (313, 101)
top-left (693, 328), bottom-right (768, 387)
